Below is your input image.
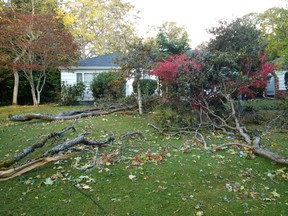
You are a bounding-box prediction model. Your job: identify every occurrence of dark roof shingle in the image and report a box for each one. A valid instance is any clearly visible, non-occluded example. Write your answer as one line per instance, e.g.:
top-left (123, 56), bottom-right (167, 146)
top-left (78, 53), bottom-right (121, 67)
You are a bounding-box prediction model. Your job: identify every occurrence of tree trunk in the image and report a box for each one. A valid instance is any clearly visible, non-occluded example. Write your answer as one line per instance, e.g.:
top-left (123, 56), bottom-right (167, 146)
top-left (136, 78), bottom-right (143, 115)
top-left (31, 85), bottom-right (38, 106)
top-left (26, 72), bottom-right (38, 106)
top-left (12, 69), bottom-right (19, 105)
top-left (36, 71), bottom-right (47, 106)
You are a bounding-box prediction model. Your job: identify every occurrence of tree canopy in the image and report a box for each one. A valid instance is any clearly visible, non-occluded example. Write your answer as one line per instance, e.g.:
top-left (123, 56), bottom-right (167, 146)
top-left (155, 21), bottom-right (190, 57)
top-left (257, 7), bottom-right (288, 66)
top-left (61, 0), bottom-right (138, 58)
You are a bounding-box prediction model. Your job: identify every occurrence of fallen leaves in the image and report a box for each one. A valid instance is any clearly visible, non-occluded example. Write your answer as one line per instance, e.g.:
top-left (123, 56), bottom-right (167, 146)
top-left (128, 174), bottom-right (136, 181)
top-left (271, 190), bottom-right (280, 198)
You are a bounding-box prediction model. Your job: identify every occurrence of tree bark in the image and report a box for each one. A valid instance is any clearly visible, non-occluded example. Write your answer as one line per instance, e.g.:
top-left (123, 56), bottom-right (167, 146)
top-left (12, 69), bottom-right (19, 105)
top-left (136, 77), bottom-right (143, 115)
top-left (0, 154), bottom-right (75, 181)
top-left (36, 71), bottom-right (46, 105)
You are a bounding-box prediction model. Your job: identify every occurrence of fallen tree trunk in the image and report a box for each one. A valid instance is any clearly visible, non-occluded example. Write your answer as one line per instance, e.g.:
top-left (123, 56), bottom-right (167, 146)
top-left (8, 105), bottom-right (137, 122)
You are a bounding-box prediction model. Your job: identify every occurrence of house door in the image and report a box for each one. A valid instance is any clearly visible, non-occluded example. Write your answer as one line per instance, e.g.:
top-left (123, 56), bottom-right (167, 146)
top-left (266, 75), bottom-right (275, 97)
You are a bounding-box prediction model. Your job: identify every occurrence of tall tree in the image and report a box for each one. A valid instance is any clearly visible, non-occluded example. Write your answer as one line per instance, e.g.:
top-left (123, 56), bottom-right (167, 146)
top-left (5, 0), bottom-right (59, 14)
top-left (257, 7), bottom-right (288, 66)
top-left (206, 17), bottom-right (267, 100)
top-left (0, 9), bottom-right (78, 106)
top-left (118, 39), bottom-right (156, 115)
top-left (62, 0), bottom-right (138, 58)
top-left (207, 17), bottom-right (264, 67)
top-left (156, 21), bottom-right (190, 57)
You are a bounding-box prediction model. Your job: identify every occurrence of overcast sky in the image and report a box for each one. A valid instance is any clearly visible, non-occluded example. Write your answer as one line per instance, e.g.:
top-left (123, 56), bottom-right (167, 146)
top-left (125, 0), bottom-right (286, 48)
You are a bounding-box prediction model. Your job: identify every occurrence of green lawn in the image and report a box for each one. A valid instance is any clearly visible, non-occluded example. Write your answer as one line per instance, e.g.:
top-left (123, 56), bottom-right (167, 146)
top-left (0, 104), bottom-right (287, 215)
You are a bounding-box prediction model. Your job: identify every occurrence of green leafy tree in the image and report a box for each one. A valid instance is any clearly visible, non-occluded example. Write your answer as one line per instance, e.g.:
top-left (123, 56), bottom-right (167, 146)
top-left (156, 21), bottom-right (190, 57)
top-left (207, 17), bottom-right (265, 72)
top-left (62, 0), bottom-right (138, 58)
top-left (257, 7), bottom-right (288, 66)
top-left (0, 0), bottom-right (60, 14)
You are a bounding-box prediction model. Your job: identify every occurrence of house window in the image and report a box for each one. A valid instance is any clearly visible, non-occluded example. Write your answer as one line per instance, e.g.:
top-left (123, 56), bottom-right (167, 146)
top-left (84, 73), bottom-right (95, 85)
top-left (76, 73), bottom-right (82, 84)
top-left (76, 73), bottom-right (97, 85)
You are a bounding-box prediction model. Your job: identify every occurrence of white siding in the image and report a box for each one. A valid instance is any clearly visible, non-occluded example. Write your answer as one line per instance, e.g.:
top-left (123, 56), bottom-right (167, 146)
top-left (276, 71), bottom-right (288, 90)
top-left (61, 70), bottom-right (76, 85)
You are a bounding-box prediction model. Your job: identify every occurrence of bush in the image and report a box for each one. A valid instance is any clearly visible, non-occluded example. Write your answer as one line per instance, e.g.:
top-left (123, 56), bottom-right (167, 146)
top-left (132, 79), bottom-right (157, 96)
top-left (60, 82), bottom-right (85, 105)
top-left (90, 71), bottom-right (125, 100)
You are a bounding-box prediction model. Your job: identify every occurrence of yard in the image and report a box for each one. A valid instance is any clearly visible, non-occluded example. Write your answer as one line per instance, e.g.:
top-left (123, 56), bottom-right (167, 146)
top-left (0, 100), bottom-right (287, 215)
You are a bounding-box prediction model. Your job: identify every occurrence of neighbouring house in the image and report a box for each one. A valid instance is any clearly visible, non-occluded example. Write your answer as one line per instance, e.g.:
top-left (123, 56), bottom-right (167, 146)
top-left (60, 53), bottom-right (133, 102)
top-left (266, 70), bottom-right (288, 97)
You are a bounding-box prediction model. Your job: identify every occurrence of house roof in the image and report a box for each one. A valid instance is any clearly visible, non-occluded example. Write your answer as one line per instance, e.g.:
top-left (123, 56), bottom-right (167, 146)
top-left (78, 53), bottom-right (121, 67)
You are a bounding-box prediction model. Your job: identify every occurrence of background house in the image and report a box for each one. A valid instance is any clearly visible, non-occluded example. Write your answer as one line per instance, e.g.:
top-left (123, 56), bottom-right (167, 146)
top-left (60, 53), bottom-right (134, 101)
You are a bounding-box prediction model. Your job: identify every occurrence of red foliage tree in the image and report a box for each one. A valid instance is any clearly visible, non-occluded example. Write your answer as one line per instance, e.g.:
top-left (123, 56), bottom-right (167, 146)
top-left (150, 51), bottom-right (276, 106)
top-left (0, 9), bottom-right (79, 106)
top-left (239, 54), bottom-right (277, 97)
top-left (150, 53), bottom-right (203, 83)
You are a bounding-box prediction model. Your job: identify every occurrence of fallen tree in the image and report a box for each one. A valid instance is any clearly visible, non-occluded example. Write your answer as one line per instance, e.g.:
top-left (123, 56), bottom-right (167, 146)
top-left (148, 95), bottom-right (288, 165)
top-left (0, 126), bottom-right (145, 181)
top-left (8, 105), bottom-right (137, 122)
top-left (149, 49), bottom-right (288, 165)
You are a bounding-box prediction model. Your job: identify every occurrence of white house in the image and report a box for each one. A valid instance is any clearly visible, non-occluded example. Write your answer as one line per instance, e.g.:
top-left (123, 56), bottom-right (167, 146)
top-left (60, 53), bottom-right (135, 101)
top-left (60, 53), bottom-right (157, 101)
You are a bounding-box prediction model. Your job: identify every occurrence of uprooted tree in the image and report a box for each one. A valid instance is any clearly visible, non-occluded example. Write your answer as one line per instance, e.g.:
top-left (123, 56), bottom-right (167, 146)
top-left (150, 49), bottom-right (287, 165)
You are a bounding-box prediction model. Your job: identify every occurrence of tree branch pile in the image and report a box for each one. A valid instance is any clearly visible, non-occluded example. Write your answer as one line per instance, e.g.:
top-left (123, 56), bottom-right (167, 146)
top-left (0, 126), bottom-right (144, 181)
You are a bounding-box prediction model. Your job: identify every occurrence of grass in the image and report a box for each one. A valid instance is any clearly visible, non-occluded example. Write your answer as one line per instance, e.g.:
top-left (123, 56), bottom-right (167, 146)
top-left (0, 103), bottom-right (287, 215)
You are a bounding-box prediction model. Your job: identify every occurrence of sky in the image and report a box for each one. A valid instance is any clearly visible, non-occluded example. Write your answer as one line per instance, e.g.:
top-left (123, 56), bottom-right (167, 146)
top-left (125, 0), bottom-right (286, 48)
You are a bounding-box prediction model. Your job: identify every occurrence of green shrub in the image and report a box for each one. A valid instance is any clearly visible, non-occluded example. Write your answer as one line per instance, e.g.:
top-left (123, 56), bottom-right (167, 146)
top-left (132, 79), bottom-right (157, 96)
top-left (60, 82), bottom-right (85, 105)
top-left (90, 71), bottom-right (125, 100)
